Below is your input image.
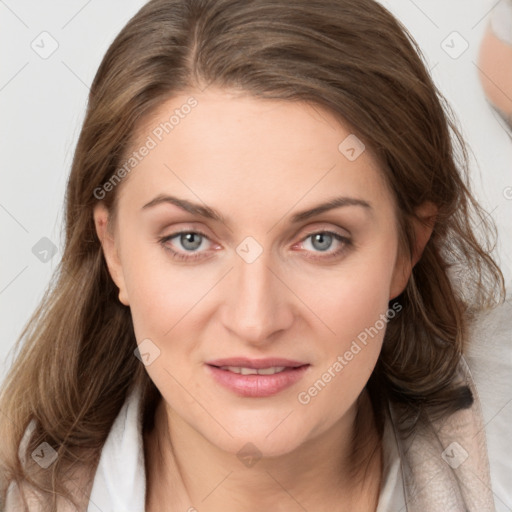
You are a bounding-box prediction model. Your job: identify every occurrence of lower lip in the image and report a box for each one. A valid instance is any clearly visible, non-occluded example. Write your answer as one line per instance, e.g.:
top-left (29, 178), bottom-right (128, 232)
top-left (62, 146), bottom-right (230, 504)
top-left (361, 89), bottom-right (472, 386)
top-left (206, 364), bottom-right (310, 397)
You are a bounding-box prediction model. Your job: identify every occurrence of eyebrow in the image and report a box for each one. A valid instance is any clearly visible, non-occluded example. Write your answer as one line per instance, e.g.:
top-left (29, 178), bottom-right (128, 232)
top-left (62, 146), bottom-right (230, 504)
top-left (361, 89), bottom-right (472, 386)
top-left (141, 194), bottom-right (372, 224)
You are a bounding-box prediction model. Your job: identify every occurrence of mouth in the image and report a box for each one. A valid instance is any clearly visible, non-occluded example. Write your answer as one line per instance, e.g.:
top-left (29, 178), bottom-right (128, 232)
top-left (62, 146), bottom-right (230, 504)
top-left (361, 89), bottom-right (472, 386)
top-left (205, 358), bottom-right (310, 397)
top-left (213, 365), bottom-right (293, 375)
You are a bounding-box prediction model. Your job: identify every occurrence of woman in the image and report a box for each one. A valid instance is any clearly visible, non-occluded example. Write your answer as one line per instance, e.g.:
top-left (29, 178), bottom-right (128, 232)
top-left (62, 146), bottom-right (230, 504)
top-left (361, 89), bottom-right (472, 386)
top-left (0, 0), bottom-right (509, 510)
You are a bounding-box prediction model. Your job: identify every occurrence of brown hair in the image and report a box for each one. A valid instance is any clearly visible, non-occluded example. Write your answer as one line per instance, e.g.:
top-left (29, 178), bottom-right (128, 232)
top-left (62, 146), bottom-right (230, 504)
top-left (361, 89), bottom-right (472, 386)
top-left (0, 0), bottom-right (505, 509)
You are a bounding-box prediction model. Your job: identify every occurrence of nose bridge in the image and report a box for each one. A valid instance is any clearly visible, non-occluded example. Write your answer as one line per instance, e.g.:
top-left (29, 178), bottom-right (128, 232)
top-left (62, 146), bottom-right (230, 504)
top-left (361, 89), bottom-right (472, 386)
top-left (222, 246), bottom-right (292, 343)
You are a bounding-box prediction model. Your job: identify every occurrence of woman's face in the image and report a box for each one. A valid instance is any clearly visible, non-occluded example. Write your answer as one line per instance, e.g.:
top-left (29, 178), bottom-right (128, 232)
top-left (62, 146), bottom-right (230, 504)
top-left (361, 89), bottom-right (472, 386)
top-left (95, 87), bottom-right (410, 457)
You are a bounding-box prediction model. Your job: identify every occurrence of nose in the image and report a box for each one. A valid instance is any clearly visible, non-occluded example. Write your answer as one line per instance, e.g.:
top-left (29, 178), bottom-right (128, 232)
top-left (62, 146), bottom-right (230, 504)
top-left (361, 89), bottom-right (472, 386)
top-left (220, 250), bottom-right (295, 346)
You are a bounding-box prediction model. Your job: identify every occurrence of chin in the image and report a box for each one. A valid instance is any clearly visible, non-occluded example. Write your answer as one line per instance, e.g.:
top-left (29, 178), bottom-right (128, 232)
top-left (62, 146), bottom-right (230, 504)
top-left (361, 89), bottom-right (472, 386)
top-left (221, 435), bottom-right (303, 461)
top-left (200, 419), bottom-right (311, 460)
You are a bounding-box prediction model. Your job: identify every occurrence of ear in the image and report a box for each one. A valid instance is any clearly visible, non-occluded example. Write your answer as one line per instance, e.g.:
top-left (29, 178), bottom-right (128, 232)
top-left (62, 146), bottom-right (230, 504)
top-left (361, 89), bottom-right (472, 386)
top-left (389, 201), bottom-right (438, 300)
top-left (93, 203), bottom-right (130, 306)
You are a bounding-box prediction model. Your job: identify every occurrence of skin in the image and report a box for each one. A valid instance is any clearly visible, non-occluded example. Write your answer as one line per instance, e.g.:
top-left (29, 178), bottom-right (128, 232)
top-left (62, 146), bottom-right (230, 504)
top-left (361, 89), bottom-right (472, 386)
top-left (478, 22), bottom-right (512, 127)
top-left (94, 88), bottom-right (435, 511)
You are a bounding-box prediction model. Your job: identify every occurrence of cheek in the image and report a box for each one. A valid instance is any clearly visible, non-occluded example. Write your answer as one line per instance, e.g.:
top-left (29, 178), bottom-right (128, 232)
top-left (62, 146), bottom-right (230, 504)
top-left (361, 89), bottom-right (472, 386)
top-left (120, 236), bottom-right (214, 340)
top-left (292, 243), bottom-right (396, 416)
top-left (298, 240), bottom-right (397, 343)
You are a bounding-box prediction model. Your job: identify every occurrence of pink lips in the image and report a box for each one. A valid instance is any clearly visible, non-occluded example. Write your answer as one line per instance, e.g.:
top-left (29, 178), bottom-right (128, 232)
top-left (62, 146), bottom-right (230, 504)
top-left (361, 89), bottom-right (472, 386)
top-left (205, 357), bottom-right (310, 398)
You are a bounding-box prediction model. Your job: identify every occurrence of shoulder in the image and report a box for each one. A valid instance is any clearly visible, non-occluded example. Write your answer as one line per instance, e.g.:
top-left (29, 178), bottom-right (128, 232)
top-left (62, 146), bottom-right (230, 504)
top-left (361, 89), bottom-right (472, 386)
top-left (464, 295), bottom-right (512, 395)
top-left (5, 422), bottom-right (97, 511)
top-left (463, 294), bottom-right (512, 509)
top-left (6, 385), bottom-right (143, 512)
top-left (4, 467), bottom-right (94, 512)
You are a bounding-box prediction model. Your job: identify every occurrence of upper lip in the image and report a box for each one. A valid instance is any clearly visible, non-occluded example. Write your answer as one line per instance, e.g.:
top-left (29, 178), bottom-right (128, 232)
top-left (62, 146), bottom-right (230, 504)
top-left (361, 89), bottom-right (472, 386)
top-left (206, 357), bottom-right (308, 369)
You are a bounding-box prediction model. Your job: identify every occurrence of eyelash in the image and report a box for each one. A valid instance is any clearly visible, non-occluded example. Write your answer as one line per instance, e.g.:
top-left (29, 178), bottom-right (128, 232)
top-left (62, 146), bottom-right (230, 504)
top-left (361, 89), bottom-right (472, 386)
top-left (158, 229), bottom-right (352, 262)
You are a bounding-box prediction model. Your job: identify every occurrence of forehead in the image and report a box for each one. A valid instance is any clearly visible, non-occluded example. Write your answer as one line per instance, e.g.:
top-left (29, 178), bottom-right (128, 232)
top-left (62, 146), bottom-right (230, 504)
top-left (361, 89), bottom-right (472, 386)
top-left (115, 88), bottom-right (394, 218)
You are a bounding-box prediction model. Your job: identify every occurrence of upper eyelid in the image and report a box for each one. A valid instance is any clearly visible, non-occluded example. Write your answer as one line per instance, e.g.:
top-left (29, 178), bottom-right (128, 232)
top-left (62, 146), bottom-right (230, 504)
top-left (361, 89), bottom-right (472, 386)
top-left (162, 225), bottom-right (349, 238)
top-left (298, 226), bottom-right (350, 239)
top-left (161, 219), bottom-right (351, 237)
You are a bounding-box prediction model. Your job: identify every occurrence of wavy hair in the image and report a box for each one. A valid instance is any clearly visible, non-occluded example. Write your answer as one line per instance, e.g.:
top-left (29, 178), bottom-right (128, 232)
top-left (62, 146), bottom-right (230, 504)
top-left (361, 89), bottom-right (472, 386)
top-left (0, 0), bottom-right (505, 509)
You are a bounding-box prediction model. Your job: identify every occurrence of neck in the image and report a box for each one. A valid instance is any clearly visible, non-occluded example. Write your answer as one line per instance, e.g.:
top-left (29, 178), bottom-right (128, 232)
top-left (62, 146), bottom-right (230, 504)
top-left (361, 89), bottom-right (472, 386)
top-left (144, 390), bottom-right (383, 512)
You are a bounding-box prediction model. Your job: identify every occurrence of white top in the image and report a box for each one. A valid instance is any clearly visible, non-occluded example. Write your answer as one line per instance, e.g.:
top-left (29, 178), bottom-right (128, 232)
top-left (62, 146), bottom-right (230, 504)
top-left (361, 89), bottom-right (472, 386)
top-left (84, 298), bottom-right (512, 512)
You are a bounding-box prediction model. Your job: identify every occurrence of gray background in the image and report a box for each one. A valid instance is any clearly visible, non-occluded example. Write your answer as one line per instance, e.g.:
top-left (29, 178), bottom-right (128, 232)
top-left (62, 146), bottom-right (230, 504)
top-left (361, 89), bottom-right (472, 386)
top-left (1, 0), bottom-right (511, 385)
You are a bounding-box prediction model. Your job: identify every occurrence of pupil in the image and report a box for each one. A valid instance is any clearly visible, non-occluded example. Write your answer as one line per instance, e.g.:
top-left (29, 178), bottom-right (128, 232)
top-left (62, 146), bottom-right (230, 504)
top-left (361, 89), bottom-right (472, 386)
top-left (313, 233), bottom-right (332, 251)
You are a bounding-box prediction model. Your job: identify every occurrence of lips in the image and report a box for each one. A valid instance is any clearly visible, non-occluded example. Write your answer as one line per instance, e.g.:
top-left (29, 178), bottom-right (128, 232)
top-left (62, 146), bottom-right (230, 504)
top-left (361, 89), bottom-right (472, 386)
top-left (205, 357), bottom-right (310, 397)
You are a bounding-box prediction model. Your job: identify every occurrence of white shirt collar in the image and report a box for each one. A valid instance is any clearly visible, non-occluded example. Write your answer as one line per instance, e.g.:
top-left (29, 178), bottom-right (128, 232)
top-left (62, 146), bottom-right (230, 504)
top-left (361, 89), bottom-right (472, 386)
top-left (87, 384), bottom-right (146, 512)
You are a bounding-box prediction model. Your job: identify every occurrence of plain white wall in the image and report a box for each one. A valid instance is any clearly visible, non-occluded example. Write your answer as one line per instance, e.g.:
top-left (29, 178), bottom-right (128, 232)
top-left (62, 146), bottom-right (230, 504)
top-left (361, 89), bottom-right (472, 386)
top-left (1, 0), bottom-right (511, 385)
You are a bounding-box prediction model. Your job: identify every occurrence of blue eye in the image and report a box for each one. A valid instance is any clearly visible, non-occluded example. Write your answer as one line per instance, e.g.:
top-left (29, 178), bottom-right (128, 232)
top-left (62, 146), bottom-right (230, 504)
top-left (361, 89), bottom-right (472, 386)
top-left (158, 231), bottom-right (211, 261)
top-left (158, 229), bottom-right (351, 262)
top-left (299, 231), bottom-right (351, 260)
top-left (175, 232), bottom-right (204, 251)
top-left (306, 232), bottom-right (336, 251)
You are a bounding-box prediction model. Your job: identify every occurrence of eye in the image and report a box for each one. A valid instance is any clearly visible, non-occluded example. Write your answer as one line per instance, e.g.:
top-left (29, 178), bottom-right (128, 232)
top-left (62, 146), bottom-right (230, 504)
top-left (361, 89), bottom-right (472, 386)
top-left (304, 232), bottom-right (336, 252)
top-left (158, 230), bottom-right (214, 261)
top-left (174, 232), bottom-right (205, 251)
top-left (297, 231), bottom-right (352, 260)
top-left (158, 229), bottom-right (352, 262)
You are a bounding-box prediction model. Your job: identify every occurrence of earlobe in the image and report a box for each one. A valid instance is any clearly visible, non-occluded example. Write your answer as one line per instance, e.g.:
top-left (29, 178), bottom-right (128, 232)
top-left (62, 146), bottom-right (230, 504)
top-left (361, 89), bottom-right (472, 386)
top-left (93, 203), bottom-right (130, 306)
top-left (389, 201), bottom-right (438, 301)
